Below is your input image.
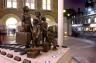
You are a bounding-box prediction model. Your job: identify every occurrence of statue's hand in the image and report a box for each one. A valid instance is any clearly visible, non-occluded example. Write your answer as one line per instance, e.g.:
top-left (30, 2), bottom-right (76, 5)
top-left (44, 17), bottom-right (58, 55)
top-left (21, 27), bottom-right (24, 32)
top-left (36, 36), bottom-right (38, 38)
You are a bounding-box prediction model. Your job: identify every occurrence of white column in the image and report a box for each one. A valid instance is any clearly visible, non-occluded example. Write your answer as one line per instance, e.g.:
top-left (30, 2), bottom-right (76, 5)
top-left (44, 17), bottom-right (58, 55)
top-left (58, 0), bottom-right (64, 46)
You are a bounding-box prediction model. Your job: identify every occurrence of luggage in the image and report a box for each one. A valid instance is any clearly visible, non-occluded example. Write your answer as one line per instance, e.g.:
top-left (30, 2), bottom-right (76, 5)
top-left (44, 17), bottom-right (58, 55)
top-left (42, 42), bottom-right (50, 52)
top-left (27, 51), bottom-right (39, 58)
top-left (16, 32), bottom-right (31, 45)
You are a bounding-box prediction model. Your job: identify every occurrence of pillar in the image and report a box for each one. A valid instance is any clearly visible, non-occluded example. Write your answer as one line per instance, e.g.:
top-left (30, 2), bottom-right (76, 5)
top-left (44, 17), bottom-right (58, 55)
top-left (58, 0), bottom-right (64, 46)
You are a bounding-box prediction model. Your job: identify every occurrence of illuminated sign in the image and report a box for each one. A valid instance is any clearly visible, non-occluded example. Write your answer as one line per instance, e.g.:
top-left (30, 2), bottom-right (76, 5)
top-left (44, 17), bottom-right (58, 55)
top-left (90, 24), bottom-right (96, 27)
top-left (71, 24), bottom-right (82, 27)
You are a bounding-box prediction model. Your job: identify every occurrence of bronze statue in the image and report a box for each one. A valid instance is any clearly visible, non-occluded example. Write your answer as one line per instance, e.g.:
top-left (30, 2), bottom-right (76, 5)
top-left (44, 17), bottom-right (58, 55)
top-left (32, 18), bottom-right (40, 48)
top-left (21, 6), bottom-right (33, 48)
top-left (34, 12), bottom-right (43, 40)
top-left (47, 26), bottom-right (57, 50)
top-left (41, 16), bottom-right (48, 42)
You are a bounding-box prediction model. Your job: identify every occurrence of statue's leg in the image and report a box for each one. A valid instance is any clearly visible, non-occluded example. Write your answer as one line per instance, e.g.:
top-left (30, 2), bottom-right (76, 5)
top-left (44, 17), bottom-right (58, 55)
top-left (36, 38), bottom-right (40, 47)
top-left (52, 40), bottom-right (57, 50)
top-left (42, 32), bottom-right (44, 42)
top-left (32, 37), bottom-right (36, 48)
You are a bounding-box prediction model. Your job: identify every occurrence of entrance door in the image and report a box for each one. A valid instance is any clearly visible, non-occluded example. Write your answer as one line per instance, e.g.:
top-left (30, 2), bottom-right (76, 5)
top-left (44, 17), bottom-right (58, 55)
top-left (6, 18), bottom-right (17, 36)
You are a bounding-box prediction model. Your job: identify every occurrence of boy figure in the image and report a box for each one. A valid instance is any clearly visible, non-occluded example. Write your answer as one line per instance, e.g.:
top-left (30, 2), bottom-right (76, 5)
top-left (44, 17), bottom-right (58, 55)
top-left (32, 18), bottom-right (40, 48)
top-left (47, 26), bottom-right (57, 50)
top-left (41, 16), bottom-right (48, 42)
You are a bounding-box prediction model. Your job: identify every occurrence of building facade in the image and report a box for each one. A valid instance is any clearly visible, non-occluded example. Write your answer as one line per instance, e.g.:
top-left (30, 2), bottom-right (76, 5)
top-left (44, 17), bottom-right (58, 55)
top-left (0, 0), bottom-right (58, 29)
top-left (70, 0), bottom-right (96, 33)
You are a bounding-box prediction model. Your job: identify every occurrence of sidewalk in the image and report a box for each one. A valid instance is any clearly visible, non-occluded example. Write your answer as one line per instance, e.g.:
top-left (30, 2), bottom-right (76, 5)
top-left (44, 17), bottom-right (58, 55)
top-left (63, 37), bottom-right (96, 63)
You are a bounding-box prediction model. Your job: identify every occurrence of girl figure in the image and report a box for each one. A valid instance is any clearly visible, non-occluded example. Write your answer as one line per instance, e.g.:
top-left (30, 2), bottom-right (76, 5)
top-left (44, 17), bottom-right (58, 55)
top-left (21, 6), bottom-right (33, 48)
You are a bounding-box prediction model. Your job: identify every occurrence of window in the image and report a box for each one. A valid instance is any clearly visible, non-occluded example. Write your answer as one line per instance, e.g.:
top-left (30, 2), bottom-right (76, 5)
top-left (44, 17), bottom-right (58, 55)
top-left (74, 16), bottom-right (75, 18)
top-left (7, 0), bottom-right (17, 8)
top-left (72, 21), bottom-right (73, 24)
top-left (42, 0), bottom-right (52, 10)
top-left (94, 17), bottom-right (96, 23)
top-left (25, 0), bottom-right (35, 9)
top-left (88, 18), bottom-right (91, 23)
top-left (85, 20), bottom-right (86, 24)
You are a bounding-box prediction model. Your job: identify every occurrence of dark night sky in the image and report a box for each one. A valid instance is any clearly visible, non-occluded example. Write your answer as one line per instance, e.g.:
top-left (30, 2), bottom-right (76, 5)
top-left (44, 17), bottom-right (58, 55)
top-left (64, 0), bottom-right (87, 12)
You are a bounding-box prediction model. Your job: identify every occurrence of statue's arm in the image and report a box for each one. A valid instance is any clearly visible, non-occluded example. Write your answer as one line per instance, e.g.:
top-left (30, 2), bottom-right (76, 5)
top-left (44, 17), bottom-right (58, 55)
top-left (21, 14), bottom-right (25, 28)
top-left (37, 25), bottom-right (40, 37)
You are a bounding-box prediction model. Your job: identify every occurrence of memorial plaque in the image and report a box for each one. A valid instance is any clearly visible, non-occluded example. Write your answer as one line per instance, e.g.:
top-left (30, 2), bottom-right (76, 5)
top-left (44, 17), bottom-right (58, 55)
top-left (14, 56), bottom-right (21, 61)
top-left (23, 59), bottom-right (31, 63)
top-left (1, 51), bottom-right (6, 55)
top-left (7, 53), bottom-right (13, 58)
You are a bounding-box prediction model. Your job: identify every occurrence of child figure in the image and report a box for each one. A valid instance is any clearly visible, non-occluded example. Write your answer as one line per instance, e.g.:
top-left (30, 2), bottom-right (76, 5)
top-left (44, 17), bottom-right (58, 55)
top-left (41, 16), bottom-right (48, 42)
top-left (47, 26), bottom-right (57, 50)
top-left (32, 18), bottom-right (40, 48)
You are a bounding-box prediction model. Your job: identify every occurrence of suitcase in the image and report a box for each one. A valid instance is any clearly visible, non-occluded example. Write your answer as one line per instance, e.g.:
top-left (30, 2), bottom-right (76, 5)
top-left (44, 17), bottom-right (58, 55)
top-left (27, 51), bottom-right (39, 58)
top-left (16, 32), bottom-right (31, 45)
top-left (42, 42), bottom-right (50, 52)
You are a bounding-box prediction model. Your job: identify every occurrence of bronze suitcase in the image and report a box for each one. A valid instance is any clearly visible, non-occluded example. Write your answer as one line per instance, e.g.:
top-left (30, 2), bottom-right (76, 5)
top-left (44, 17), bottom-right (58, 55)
top-left (42, 42), bottom-right (50, 52)
top-left (16, 32), bottom-right (31, 45)
top-left (27, 51), bottom-right (39, 58)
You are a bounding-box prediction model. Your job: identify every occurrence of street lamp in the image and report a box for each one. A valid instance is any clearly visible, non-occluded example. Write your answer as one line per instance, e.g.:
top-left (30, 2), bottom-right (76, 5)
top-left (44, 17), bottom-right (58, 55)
top-left (67, 14), bottom-right (70, 16)
top-left (63, 10), bottom-right (66, 13)
top-left (88, 8), bottom-right (92, 12)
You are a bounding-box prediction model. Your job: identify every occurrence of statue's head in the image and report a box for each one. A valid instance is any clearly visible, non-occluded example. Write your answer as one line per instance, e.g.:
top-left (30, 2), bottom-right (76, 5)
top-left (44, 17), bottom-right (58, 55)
top-left (41, 16), bottom-right (46, 21)
top-left (23, 6), bottom-right (29, 13)
top-left (35, 12), bottom-right (41, 17)
top-left (33, 18), bottom-right (38, 25)
top-left (48, 26), bottom-right (53, 32)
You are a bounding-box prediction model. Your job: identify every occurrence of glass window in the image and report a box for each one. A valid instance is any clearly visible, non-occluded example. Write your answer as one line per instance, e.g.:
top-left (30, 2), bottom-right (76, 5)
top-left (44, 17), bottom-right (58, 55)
top-left (42, 0), bottom-right (51, 10)
top-left (25, 0), bottom-right (35, 9)
top-left (7, 0), bottom-right (17, 8)
top-left (88, 18), bottom-right (91, 23)
top-left (94, 17), bottom-right (96, 23)
top-left (72, 21), bottom-right (73, 24)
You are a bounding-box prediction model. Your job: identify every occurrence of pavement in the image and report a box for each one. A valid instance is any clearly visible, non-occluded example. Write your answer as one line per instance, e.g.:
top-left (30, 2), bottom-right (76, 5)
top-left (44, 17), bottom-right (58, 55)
top-left (63, 36), bottom-right (96, 63)
top-left (1, 36), bottom-right (96, 63)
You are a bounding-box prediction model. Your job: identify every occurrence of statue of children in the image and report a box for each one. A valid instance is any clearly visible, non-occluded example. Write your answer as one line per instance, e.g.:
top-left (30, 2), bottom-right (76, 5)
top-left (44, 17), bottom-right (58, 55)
top-left (32, 18), bottom-right (40, 48)
top-left (47, 26), bottom-right (57, 50)
top-left (41, 16), bottom-right (48, 42)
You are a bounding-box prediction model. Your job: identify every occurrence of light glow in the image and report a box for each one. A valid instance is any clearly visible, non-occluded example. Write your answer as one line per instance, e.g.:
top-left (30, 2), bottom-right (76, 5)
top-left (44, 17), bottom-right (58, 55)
top-left (88, 8), bottom-right (92, 11)
top-left (63, 10), bottom-right (66, 12)
top-left (6, 18), bottom-right (17, 28)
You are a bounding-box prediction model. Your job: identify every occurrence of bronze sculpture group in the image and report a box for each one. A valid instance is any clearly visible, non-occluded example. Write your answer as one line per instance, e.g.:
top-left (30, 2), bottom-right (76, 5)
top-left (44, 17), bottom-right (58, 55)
top-left (16, 6), bottom-right (58, 58)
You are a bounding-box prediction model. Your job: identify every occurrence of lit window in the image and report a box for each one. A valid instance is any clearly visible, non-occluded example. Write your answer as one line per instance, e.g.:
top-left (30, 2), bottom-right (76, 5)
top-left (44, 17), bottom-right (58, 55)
top-left (94, 17), bottom-right (96, 23)
top-left (25, 0), bottom-right (35, 9)
top-left (85, 20), bottom-right (86, 24)
top-left (74, 16), bottom-right (75, 18)
top-left (72, 21), bottom-right (73, 24)
top-left (42, 0), bottom-right (51, 10)
top-left (7, 0), bottom-right (17, 8)
top-left (88, 18), bottom-right (91, 23)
